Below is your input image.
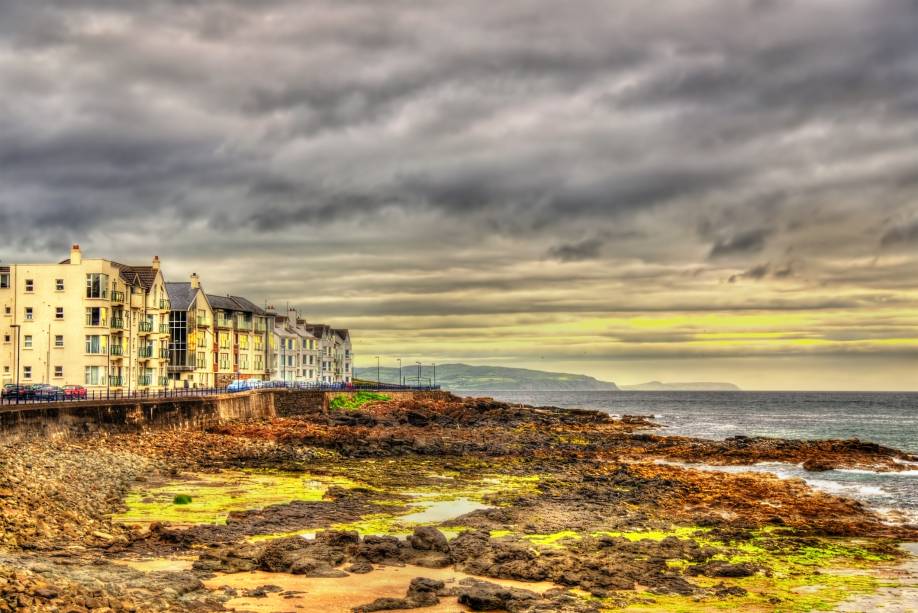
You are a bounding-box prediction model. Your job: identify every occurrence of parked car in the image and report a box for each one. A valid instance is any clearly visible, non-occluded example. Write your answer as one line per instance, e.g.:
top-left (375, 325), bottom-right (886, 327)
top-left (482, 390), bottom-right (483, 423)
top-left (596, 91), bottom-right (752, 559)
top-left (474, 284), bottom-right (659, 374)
top-left (2, 384), bottom-right (35, 400)
top-left (32, 384), bottom-right (64, 401)
top-left (63, 385), bottom-right (88, 400)
top-left (227, 379), bottom-right (257, 393)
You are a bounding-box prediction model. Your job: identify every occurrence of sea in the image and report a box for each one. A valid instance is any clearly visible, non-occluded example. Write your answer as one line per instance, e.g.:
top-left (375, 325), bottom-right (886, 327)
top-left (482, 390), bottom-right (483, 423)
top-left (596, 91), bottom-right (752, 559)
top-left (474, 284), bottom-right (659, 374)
top-left (455, 390), bottom-right (918, 526)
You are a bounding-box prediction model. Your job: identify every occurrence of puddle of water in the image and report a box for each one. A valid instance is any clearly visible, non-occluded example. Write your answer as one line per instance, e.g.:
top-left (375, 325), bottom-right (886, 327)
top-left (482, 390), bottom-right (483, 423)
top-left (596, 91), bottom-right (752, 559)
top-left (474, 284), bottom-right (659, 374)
top-left (203, 564), bottom-right (559, 613)
top-left (399, 497), bottom-right (491, 524)
top-left (114, 470), bottom-right (361, 526)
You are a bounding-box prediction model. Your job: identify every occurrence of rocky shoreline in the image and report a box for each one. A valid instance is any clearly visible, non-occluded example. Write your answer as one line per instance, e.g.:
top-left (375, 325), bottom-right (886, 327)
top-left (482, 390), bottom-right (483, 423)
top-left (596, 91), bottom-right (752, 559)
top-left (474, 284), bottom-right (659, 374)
top-left (1, 393), bottom-right (916, 612)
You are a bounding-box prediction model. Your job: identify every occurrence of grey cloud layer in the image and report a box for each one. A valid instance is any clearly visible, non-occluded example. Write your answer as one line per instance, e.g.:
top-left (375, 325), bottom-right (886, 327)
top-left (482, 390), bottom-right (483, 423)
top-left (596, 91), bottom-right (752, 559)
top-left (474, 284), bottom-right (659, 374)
top-left (1, 0), bottom-right (918, 317)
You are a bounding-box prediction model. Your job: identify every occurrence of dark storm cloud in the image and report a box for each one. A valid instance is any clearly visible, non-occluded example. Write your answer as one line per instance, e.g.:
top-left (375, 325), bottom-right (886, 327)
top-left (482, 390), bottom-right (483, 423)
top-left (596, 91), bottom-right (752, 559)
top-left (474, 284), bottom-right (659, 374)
top-left (1, 0), bottom-right (918, 354)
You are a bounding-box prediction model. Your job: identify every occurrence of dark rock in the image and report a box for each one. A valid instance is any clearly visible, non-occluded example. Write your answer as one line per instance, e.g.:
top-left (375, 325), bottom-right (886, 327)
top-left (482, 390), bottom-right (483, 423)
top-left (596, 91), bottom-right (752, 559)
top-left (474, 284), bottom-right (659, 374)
top-left (407, 527), bottom-right (449, 553)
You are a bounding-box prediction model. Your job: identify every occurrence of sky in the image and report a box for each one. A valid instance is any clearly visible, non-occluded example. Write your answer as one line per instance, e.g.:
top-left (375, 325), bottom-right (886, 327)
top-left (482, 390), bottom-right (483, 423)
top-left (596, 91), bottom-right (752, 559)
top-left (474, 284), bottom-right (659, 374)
top-left (1, 0), bottom-right (918, 390)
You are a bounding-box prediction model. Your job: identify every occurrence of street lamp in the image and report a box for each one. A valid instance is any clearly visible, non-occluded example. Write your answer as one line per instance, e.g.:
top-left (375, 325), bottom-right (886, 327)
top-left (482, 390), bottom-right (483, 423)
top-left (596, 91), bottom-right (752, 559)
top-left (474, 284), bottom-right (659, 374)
top-left (375, 355), bottom-right (380, 387)
top-left (415, 361), bottom-right (422, 388)
top-left (10, 324), bottom-right (20, 405)
top-left (397, 358), bottom-right (402, 388)
top-left (432, 362), bottom-right (436, 388)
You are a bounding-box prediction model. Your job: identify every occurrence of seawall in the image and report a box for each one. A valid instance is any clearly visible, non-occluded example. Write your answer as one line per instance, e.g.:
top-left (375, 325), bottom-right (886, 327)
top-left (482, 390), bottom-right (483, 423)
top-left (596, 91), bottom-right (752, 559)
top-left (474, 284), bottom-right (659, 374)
top-left (0, 389), bottom-right (453, 442)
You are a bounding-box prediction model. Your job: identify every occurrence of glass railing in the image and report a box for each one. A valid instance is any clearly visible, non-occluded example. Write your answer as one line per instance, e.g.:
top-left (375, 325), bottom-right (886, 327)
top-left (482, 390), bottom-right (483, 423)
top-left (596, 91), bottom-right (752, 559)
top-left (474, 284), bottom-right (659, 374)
top-left (236, 320), bottom-right (252, 331)
top-left (109, 376), bottom-right (123, 386)
top-left (138, 347), bottom-right (153, 358)
top-left (255, 321), bottom-right (267, 333)
top-left (111, 290), bottom-right (125, 302)
top-left (138, 321), bottom-right (153, 333)
top-left (216, 317), bottom-right (233, 328)
top-left (110, 345), bottom-right (124, 356)
top-left (160, 299), bottom-right (169, 310)
top-left (197, 316), bottom-right (210, 327)
top-left (137, 375), bottom-right (152, 386)
top-left (110, 318), bottom-right (125, 329)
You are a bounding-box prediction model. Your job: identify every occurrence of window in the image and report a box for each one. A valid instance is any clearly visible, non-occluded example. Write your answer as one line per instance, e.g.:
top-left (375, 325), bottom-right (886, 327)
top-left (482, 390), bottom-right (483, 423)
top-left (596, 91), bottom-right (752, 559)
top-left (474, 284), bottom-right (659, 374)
top-left (54, 366), bottom-right (63, 378)
top-left (85, 366), bottom-right (105, 386)
top-left (85, 307), bottom-right (106, 326)
top-left (239, 334), bottom-right (249, 350)
top-left (85, 273), bottom-right (109, 299)
top-left (24, 279), bottom-right (33, 292)
top-left (24, 335), bottom-right (32, 349)
top-left (55, 279), bottom-right (64, 291)
top-left (55, 307), bottom-right (64, 319)
top-left (4, 306), bottom-right (9, 315)
top-left (2, 366), bottom-right (8, 374)
top-left (25, 307), bottom-right (33, 320)
top-left (85, 335), bottom-right (103, 354)
top-left (219, 352), bottom-right (229, 369)
top-left (254, 356), bottom-right (263, 371)
top-left (23, 366), bottom-right (31, 379)
top-left (196, 352), bottom-right (206, 369)
top-left (287, 355), bottom-right (294, 367)
top-left (219, 332), bottom-right (230, 349)
top-left (54, 335), bottom-right (64, 348)
top-left (254, 336), bottom-right (263, 351)
top-left (3, 335), bottom-right (8, 343)
top-left (309, 369), bottom-right (313, 379)
top-left (197, 333), bottom-right (206, 348)
top-left (240, 354), bottom-right (249, 369)
top-left (0, 273), bottom-right (8, 288)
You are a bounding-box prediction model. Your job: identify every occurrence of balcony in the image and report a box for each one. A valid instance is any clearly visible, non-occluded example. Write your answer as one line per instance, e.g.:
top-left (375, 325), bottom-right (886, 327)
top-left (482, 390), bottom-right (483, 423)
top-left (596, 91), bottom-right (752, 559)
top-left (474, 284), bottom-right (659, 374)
top-left (137, 375), bottom-right (152, 386)
top-left (216, 317), bottom-right (234, 329)
top-left (159, 348), bottom-right (170, 359)
top-left (138, 321), bottom-right (153, 334)
top-left (111, 290), bottom-right (125, 303)
top-left (196, 316), bottom-right (210, 327)
top-left (255, 321), bottom-right (267, 333)
top-left (138, 347), bottom-right (153, 359)
top-left (160, 299), bottom-right (169, 310)
top-left (110, 345), bottom-right (124, 356)
top-left (236, 320), bottom-right (252, 331)
top-left (159, 323), bottom-right (169, 334)
top-left (109, 376), bottom-right (123, 387)
top-left (158, 376), bottom-right (169, 386)
top-left (110, 318), bottom-right (125, 330)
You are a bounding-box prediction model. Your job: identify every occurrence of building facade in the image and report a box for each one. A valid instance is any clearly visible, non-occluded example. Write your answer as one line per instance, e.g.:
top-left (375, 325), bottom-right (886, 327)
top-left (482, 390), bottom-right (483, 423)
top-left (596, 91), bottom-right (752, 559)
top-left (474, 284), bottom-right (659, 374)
top-left (206, 294), bottom-right (273, 387)
top-left (166, 273), bottom-right (216, 388)
top-left (269, 307), bottom-right (321, 383)
top-left (0, 245), bottom-right (170, 391)
top-left (304, 323), bottom-right (353, 384)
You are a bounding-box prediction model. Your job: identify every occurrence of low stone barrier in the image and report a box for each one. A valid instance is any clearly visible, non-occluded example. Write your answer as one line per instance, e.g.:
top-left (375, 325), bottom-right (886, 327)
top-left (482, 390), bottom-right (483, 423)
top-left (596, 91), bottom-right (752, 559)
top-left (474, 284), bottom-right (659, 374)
top-left (0, 389), bottom-right (452, 441)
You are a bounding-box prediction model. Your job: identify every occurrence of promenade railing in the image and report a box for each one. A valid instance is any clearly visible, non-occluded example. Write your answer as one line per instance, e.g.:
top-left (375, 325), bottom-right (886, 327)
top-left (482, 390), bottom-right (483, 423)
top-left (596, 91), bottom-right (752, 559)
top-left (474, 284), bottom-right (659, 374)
top-left (0, 381), bottom-right (441, 406)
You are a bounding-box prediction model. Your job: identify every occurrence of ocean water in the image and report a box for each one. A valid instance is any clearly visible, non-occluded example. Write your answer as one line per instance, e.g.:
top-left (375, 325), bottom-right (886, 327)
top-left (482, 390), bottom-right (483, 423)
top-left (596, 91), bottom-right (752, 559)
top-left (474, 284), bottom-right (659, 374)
top-left (456, 390), bottom-right (918, 525)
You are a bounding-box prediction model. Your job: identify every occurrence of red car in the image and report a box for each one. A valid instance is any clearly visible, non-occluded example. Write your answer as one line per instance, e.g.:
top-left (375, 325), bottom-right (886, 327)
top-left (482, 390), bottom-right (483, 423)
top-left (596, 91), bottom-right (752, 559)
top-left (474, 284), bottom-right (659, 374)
top-left (63, 385), bottom-right (87, 400)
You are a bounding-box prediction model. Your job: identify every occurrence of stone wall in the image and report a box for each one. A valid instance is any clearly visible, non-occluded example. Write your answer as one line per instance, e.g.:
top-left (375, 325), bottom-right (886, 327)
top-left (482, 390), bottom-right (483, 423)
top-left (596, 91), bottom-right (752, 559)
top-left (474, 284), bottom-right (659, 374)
top-left (0, 389), bottom-right (453, 441)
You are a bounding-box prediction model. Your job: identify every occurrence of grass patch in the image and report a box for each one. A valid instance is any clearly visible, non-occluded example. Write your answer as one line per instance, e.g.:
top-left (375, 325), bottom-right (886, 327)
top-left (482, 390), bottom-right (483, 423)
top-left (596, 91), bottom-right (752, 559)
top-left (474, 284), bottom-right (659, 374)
top-left (172, 494), bottom-right (192, 505)
top-left (329, 392), bottom-right (391, 411)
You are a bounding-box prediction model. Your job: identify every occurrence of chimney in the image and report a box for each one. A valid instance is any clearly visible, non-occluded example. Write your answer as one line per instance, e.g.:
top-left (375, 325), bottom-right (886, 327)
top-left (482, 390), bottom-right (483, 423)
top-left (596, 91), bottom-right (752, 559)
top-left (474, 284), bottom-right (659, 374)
top-left (70, 244), bottom-right (82, 265)
top-left (190, 272), bottom-right (200, 289)
top-left (151, 255), bottom-right (160, 271)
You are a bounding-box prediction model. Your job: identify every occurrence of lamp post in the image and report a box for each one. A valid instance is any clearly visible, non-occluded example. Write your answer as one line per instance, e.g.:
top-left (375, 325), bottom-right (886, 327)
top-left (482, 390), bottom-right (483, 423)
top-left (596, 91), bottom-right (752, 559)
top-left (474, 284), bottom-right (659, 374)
top-left (375, 355), bottom-right (380, 387)
top-left (10, 324), bottom-right (20, 405)
top-left (416, 361), bottom-right (421, 388)
top-left (432, 362), bottom-right (436, 388)
top-left (397, 358), bottom-right (402, 388)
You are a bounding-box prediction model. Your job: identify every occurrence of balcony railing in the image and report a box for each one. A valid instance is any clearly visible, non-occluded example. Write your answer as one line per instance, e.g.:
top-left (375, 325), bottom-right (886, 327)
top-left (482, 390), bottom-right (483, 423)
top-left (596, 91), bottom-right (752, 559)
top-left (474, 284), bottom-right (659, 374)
top-left (110, 345), bottom-right (124, 356)
top-left (109, 376), bottom-right (123, 387)
top-left (236, 320), bottom-right (252, 331)
top-left (158, 376), bottom-right (169, 386)
top-left (197, 316), bottom-right (210, 327)
top-left (111, 290), bottom-right (125, 303)
top-left (138, 347), bottom-right (153, 358)
top-left (110, 318), bottom-right (125, 330)
top-left (255, 321), bottom-right (267, 333)
top-left (159, 323), bottom-right (169, 334)
top-left (159, 348), bottom-right (170, 358)
top-left (137, 375), bottom-right (152, 386)
top-left (216, 317), bottom-right (234, 328)
top-left (160, 299), bottom-right (169, 310)
top-left (138, 321), bottom-right (153, 333)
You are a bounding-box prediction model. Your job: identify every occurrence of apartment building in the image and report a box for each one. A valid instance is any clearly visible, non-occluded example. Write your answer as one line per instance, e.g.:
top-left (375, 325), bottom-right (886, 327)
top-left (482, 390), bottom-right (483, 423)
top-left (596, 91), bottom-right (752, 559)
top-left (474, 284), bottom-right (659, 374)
top-left (304, 324), bottom-right (353, 384)
top-left (166, 273), bottom-right (216, 388)
top-left (269, 307), bottom-right (320, 383)
top-left (206, 294), bottom-right (272, 387)
top-left (0, 245), bottom-right (170, 391)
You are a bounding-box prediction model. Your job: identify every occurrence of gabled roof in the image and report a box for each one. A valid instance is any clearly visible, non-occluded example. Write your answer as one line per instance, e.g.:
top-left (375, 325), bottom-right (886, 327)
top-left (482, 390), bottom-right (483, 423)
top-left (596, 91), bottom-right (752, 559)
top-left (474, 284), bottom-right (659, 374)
top-left (206, 294), bottom-right (266, 315)
top-left (334, 328), bottom-right (350, 341)
top-left (165, 282), bottom-right (196, 311)
top-left (111, 262), bottom-right (159, 291)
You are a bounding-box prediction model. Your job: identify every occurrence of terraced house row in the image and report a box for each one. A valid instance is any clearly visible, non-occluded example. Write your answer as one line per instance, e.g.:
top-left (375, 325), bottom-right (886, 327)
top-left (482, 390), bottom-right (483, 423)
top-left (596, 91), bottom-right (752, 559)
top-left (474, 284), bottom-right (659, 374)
top-left (0, 246), bottom-right (353, 392)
